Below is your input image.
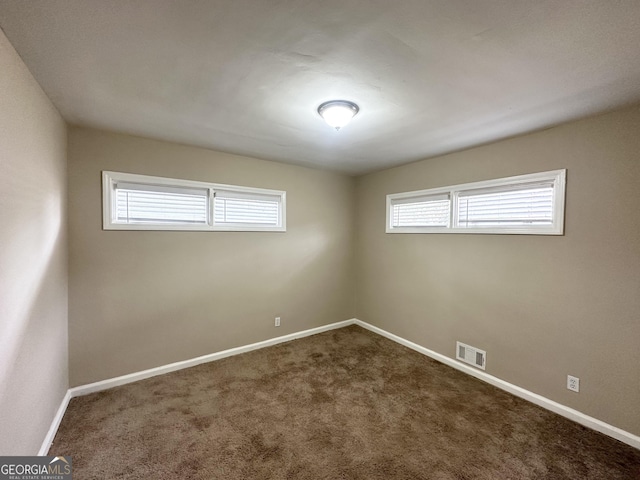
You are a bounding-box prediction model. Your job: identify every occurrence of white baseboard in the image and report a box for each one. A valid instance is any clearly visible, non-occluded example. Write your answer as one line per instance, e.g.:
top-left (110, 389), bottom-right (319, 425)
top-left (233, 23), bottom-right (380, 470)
top-left (353, 319), bottom-right (640, 450)
top-left (69, 319), bottom-right (357, 398)
top-left (39, 390), bottom-right (71, 455)
top-left (42, 317), bottom-right (639, 454)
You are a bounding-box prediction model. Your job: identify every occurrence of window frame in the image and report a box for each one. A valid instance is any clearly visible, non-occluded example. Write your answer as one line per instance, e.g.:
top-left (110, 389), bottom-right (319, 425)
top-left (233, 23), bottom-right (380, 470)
top-left (386, 169), bottom-right (566, 235)
top-left (102, 171), bottom-right (286, 232)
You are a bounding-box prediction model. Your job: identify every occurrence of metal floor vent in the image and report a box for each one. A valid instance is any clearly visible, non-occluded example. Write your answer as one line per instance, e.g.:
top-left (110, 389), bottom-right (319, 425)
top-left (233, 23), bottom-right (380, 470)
top-left (456, 341), bottom-right (486, 370)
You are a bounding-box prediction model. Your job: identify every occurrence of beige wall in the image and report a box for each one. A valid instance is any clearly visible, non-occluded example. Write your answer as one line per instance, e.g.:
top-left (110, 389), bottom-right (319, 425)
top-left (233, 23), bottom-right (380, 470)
top-left (68, 127), bottom-right (355, 386)
top-left (355, 105), bottom-right (640, 436)
top-left (0, 30), bottom-right (68, 454)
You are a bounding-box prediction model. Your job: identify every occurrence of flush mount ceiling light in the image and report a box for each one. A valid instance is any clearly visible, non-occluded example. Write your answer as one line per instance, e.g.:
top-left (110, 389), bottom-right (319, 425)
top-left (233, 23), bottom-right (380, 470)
top-left (317, 100), bottom-right (359, 131)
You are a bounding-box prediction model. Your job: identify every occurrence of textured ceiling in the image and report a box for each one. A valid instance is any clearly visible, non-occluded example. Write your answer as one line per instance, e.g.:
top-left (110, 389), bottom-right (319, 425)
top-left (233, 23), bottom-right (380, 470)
top-left (1, 0), bottom-right (640, 174)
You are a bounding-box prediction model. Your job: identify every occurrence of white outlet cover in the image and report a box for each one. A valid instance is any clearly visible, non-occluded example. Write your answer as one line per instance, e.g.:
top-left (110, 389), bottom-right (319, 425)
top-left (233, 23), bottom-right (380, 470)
top-left (567, 375), bottom-right (580, 392)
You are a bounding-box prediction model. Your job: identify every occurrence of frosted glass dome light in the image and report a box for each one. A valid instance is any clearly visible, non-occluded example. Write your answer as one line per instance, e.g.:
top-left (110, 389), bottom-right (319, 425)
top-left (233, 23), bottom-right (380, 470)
top-left (317, 100), bottom-right (359, 131)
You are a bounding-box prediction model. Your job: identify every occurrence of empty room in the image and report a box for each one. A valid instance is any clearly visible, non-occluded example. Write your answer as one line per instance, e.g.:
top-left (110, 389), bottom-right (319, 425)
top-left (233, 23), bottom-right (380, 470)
top-left (1, 1), bottom-right (639, 478)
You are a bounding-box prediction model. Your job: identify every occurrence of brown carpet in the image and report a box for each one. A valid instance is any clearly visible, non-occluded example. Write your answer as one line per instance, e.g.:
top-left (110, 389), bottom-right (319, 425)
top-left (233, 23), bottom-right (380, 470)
top-left (51, 325), bottom-right (640, 479)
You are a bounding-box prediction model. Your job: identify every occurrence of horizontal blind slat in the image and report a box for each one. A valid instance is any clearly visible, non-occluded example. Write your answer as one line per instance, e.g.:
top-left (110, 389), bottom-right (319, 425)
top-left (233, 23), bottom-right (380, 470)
top-left (214, 197), bottom-right (279, 226)
top-left (116, 189), bottom-right (208, 225)
top-left (457, 185), bottom-right (554, 227)
top-left (391, 197), bottom-right (450, 227)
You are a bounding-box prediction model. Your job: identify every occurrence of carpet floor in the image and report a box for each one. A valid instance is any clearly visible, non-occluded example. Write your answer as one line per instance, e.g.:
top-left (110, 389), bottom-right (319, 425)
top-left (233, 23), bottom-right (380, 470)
top-left (51, 325), bottom-right (640, 479)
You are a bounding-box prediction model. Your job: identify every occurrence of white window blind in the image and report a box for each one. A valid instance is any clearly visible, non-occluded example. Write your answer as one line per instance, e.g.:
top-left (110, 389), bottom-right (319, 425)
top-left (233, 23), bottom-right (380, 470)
top-left (386, 169), bottom-right (565, 235)
top-left (390, 194), bottom-right (450, 228)
top-left (115, 183), bottom-right (208, 225)
top-left (213, 190), bottom-right (280, 226)
top-left (456, 183), bottom-right (554, 228)
top-left (103, 171), bottom-right (286, 231)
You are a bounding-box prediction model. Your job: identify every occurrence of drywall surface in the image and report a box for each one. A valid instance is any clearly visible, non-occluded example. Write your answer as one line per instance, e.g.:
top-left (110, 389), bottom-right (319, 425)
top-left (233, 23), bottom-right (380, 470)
top-left (355, 105), bottom-right (640, 436)
top-left (0, 30), bottom-right (68, 454)
top-left (68, 127), bottom-right (355, 386)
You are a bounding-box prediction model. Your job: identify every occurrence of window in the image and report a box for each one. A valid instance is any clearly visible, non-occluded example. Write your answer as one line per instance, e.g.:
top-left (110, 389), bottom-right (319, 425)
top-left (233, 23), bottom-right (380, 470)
top-left (390, 193), bottom-right (450, 228)
top-left (114, 182), bottom-right (209, 226)
top-left (213, 190), bottom-right (281, 227)
top-left (103, 171), bottom-right (286, 231)
top-left (386, 169), bottom-right (566, 235)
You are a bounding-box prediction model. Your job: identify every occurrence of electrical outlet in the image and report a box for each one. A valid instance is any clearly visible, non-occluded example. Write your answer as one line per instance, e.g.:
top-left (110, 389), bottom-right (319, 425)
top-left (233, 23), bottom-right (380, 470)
top-left (567, 375), bottom-right (580, 392)
top-left (275, 317), bottom-right (281, 327)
